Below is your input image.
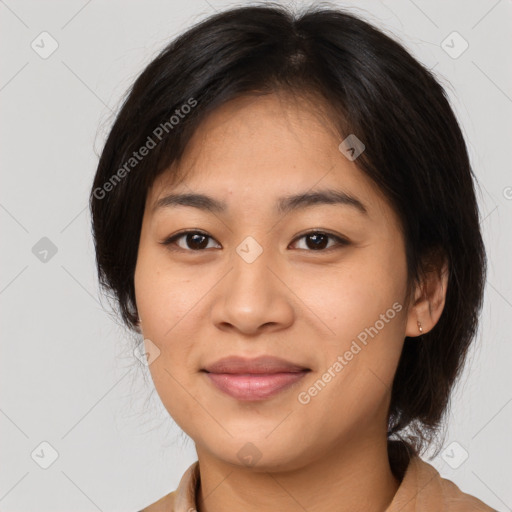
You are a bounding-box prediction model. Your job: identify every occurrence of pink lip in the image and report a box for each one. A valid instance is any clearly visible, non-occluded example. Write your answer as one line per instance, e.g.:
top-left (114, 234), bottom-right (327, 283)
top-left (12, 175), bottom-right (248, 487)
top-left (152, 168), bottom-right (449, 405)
top-left (204, 371), bottom-right (309, 401)
top-left (202, 355), bottom-right (310, 401)
top-left (203, 355), bottom-right (309, 374)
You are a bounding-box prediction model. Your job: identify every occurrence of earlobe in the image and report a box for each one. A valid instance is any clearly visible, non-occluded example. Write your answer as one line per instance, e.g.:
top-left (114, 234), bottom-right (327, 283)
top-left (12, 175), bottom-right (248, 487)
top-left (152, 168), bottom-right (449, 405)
top-left (405, 257), bottom-right (449, 338)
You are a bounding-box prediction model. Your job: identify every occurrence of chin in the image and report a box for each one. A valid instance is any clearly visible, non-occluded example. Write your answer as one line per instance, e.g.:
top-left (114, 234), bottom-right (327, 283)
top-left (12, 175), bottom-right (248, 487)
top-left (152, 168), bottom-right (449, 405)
top-left (198, 431), bottom-right (312, 472)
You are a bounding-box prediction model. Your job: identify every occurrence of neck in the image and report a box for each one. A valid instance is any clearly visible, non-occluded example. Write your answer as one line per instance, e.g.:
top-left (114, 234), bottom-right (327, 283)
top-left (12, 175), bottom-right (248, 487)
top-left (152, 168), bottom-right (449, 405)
top-left (195, 435), bottom-right (400, 512)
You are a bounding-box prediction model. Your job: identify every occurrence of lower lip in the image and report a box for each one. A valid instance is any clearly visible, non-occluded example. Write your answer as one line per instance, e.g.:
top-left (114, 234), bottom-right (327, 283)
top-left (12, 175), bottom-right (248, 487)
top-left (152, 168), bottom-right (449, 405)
top-left (204, 371), bottom-right (309, 401)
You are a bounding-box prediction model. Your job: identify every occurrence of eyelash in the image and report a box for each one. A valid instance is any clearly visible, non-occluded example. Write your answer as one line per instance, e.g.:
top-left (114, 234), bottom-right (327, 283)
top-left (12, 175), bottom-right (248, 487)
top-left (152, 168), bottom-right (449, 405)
top-left (160, 229), bottom-right (350, 253)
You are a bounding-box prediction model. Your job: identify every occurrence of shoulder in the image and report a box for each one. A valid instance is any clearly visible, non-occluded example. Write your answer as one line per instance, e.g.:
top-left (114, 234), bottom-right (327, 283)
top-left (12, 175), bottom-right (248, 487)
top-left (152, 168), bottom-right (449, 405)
top-left (138, 460), bottom-right (199, 512)
top-left (138, 490), bottom-right (176, 512)
top-left (435, 470), bottom-right (496, 511)
top-left (388, 455), bottom-right (496, 511)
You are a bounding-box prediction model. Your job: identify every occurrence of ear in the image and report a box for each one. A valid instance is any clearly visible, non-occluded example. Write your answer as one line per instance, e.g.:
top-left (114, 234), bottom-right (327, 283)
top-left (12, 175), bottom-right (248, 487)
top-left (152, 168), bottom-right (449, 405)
top-left (405, 251), bottom-right (449, 337)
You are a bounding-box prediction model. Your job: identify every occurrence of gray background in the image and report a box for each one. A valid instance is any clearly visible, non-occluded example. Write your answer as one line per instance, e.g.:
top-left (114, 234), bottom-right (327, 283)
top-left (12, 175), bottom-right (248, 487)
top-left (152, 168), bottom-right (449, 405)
top-left (0, 0), bottom-right (511, 511)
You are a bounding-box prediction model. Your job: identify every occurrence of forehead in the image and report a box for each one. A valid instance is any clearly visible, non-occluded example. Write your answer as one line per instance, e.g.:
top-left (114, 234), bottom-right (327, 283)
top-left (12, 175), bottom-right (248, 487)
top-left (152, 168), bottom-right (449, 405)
top-left (147, 93), bottom-right (392, 222)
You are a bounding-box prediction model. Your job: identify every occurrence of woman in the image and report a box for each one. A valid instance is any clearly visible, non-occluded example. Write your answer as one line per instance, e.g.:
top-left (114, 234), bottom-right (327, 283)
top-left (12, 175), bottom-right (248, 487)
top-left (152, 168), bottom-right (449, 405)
top-left (90, 4), bottom-right (495, 511)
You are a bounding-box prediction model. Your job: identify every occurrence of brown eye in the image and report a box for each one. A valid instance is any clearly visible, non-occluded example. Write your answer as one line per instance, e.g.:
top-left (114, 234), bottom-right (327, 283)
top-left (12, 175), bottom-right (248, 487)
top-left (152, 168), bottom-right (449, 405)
top-left (290, 231), bottom-right (349, 251)
top-left (161, 231), bottom-right (220, 251)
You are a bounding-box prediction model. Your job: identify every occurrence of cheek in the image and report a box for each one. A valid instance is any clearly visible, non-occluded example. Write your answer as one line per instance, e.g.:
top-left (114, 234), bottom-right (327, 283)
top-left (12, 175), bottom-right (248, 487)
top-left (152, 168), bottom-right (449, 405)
top-left (135, 271), bottom-right (198, 370)
top-left (296, 248), bottom-right (407, 342)
top-left (294, 287), bottom-right (406, 442)
top-left (134, 252), bottom-right (204, 426)
top-left (134, 247), bottom-right (192, 376)
top-left (134, 243), bottom-right (197, 335)
top-left (300, 246), bottom-right (408, 398)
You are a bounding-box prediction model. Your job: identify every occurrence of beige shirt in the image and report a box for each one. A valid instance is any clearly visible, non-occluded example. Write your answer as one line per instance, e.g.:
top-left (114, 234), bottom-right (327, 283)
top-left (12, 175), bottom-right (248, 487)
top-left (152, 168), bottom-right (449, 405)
top-left (140, 455), bottom-right (496, 511)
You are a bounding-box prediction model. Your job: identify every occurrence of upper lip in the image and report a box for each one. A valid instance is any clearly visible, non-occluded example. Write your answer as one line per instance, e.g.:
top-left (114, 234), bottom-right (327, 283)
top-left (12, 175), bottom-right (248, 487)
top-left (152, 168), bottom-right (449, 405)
top-left (202, 355), bottom-right (310, 374)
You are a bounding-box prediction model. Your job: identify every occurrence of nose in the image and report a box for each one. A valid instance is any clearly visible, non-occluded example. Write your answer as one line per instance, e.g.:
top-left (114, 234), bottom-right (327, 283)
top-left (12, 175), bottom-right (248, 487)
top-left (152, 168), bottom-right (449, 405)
top-left (210, 244), bottom-right (295, 336)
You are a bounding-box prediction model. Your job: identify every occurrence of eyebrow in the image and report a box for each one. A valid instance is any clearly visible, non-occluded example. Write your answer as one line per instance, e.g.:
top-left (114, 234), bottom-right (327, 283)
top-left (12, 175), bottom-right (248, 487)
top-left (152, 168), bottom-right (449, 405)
top-left (153, 188), bottom-right (368, 216)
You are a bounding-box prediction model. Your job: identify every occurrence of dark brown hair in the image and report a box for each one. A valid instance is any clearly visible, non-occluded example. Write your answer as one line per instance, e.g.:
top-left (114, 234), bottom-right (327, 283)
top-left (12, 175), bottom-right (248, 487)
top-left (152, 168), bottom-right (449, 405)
top-left (89, 3), bottom-right (486, 468)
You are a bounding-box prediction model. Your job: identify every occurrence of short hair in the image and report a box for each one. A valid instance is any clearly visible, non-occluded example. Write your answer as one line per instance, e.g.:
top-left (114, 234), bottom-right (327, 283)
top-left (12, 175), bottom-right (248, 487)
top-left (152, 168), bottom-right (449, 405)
top-left (89, 4), bottom-right (486, 465)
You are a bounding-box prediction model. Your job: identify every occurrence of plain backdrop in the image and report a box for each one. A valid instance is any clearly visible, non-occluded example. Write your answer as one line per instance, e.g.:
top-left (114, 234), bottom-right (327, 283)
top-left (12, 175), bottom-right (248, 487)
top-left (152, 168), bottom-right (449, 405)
top-left (1, 0), bottom-right (511, 511)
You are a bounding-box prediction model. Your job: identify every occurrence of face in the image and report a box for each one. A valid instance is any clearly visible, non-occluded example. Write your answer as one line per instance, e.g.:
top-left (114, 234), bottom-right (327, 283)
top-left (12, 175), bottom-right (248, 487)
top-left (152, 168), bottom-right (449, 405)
top-left (134, 92), bottom-right (412, 471)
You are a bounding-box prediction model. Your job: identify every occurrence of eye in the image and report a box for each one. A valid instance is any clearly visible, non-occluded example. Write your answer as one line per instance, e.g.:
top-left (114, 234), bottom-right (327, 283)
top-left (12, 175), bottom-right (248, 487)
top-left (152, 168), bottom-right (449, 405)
top-left (160, 230), bottom-right (220, 251)
top-left (289, 230), bottom-right (350, 252)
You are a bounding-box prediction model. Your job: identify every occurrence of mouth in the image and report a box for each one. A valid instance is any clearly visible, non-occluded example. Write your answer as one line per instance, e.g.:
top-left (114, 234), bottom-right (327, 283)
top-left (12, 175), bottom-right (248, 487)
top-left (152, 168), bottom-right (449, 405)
top-left (201, 355), bottom-right (311, 401)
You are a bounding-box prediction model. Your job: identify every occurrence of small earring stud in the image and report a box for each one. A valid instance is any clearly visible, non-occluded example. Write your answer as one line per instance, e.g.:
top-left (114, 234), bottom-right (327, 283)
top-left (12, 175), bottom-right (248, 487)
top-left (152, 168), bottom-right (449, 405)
top-left (417, 320), bottom-right (423, 333)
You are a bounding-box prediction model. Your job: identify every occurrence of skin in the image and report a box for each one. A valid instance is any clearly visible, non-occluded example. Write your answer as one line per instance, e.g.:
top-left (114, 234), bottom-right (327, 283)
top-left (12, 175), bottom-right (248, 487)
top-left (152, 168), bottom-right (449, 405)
top-left (135, 92), bottom-right (448, 512)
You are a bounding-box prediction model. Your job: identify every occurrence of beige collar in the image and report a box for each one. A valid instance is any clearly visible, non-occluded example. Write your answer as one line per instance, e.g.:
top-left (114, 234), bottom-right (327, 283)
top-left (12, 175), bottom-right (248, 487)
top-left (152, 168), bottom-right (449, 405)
top-left (158, 455), bottom-right (494, 512)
